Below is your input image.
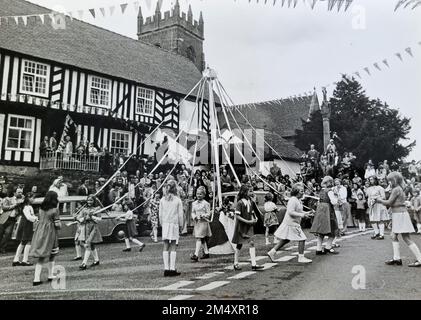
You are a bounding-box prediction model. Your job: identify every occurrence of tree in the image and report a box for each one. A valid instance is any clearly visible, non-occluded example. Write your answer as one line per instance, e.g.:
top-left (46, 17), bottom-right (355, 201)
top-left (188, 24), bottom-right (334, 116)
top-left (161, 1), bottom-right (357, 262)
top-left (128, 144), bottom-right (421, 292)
top-left (295, 75), bottom-right (415, 169)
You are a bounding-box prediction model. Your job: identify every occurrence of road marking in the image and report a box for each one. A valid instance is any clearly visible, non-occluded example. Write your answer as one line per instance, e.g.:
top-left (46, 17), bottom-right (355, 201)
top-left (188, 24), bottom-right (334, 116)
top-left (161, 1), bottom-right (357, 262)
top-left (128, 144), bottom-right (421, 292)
top-left (227, 271), bottom-right (256, 279)
top-left (275, 256), bottom-right (296, 262)
top-left (247, 256), bottom-right (267, 262)
top-left (160, 281), bottom-right (195, 291)
top-left (284, 246), bottom-right (298, 251)
top-left (307, 246), bottom-right (318, 251)
top-left (195, 272), bottom-right (225, 280)
top-left (196, 281), bottom-right (230, 291)
top-left (224, 262), bottom-right (249, 270)
top-left (169, 295), bottom-right (195, 300)
top-left (261, 263), bottom-right (278, 270)
top-left (291, 251), bottom-right (310, 255)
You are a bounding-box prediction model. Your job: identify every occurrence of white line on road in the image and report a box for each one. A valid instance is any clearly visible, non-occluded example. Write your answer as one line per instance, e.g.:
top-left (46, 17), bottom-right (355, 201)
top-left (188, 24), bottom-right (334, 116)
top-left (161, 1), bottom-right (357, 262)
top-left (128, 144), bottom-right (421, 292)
top-left (291, 251), bottom-right (311, 255)
top-left (261, 263), bottom-right (278, 270)
top-left (224, 262), bottom-right (249, 270)
top-left (307, 246), bottom-right (318, 251)
top-left (284, 246), bottom-right (298, 251)
top-left (195, 281), bottom-right (230, 291)
top-left (169, 295), bottom-right (195, 300)
top-left (275, 256), bottom-right (296, 262)
top-left (195, 272), bottom-right (225, 280)
top-left (160, 281), bottom-right (195, 291)
top-left (247, 256), bottom-right (267, 262)
top-left (227, 271), bottom-right (256, 279)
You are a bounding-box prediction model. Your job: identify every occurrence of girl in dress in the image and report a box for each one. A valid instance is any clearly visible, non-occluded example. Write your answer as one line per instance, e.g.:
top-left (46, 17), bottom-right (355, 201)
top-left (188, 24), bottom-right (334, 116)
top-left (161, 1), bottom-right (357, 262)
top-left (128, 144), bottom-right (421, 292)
top-left (355, 191), bottom-right (367, 232)
top-left (231, 185), bottom-right (264, 271)
top-left (30, 191), bottom-right (61, 286)
top-left (13, 193), bottom-right (38, 267)
top-left (190, 187), bottom-right (212, 262)
top-left (76, 195), bottom-right (103, 270)
top-left (149, 193), bottom-right (160, 243)
top-left (410, 189), bottom-right (421, 233)
top-left (310, 176), bottom-right (340, 255)
top-left (159, 180), bottom-right (184, 277)
top-left (263, 192), bottom-right (279, 245)
top-left (376, 172), bottom-right (421, 267)
top-left (267, 184), bottom-right (314, 263)
top-left (366, 176), bottom-right (389, 240)
top-left (120, 203), bottom-right (146, 252)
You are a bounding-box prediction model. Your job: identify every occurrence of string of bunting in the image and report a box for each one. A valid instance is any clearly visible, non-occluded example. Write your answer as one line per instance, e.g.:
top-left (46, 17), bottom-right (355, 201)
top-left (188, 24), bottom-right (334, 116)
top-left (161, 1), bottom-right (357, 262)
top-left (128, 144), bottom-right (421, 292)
top-left (394, 0), bottom-right (421, 10)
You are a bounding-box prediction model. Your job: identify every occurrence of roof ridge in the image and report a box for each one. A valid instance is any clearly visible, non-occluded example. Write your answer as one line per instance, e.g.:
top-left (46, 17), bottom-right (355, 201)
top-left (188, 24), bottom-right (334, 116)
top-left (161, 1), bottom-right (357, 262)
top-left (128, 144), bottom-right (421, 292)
top-left (232, 94), bottom-right (313, 107)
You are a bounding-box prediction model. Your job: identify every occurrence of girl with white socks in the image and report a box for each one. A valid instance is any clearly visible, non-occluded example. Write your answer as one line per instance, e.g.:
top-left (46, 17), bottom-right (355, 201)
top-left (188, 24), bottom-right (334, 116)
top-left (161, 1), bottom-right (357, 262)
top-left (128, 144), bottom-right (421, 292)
top-left (267, 184), bottom-right (313, 264)
top-left (159, 180), bottom-right (184, 277)
top-left (30, 191), bottom-right (61, 286)
top-left (376, 172), bottom-right (421, 267)
top-left (13, 193), bottom-right (38, 267)
top-left (410, 188), bottom-right (421, 234)
top-left (190, 187), bottom-right (212, 262)
top-left (366, 176), bottom-right (388, 240)
top-left (231, 185), bottom-right (264, 271)
top-left (121, 202), bottom-right (146, 252)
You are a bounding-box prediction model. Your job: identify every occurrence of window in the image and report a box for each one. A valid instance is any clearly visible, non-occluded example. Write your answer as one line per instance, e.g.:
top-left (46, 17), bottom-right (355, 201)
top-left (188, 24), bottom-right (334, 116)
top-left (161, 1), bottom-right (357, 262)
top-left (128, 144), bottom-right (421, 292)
top-left (110, 130), bottom-right (131, 156)
top-left (20, 60), bottom-right (50, 97)
top-left (88, 75), bottom-right (111, 108)
top-left (6, 115), bottom-right (34, 151)
top-left (136, 87), bottom-right (155, 116)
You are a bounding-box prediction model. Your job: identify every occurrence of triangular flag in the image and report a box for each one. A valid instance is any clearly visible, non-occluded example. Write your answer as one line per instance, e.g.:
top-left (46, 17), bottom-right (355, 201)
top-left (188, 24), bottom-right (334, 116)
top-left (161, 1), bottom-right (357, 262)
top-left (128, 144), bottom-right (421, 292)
top-left (22, 16), bottom-right (27, 25)
top-left (89, 9), bottom-right (96, 18)
top-left (344, 0), bottom-right (353, 11)
top-left (293, 0), bottom-right (298, 7)
top-left (273, 0), bottom-right (277, 5)
top-left (288, 0), bottom-right (293, 7)
top-left (395, 53), bottom-right (403, 61)
top-left (373, 63), bottom-right (381, 71)
top-left (413, 1), bottom-right (421, 9)
top-left (281, 0), bottom-right (286, 7)
top-left (395, 0), bottom-right (407, 11)
top-left (120, 3), bottom-right (128, 14)
top-left (337, 0), bottom-right (345, 11)
top-left (133, 1), bottom-right (140, 12)
top-left (363, 67), bottom-right (371, 75)
top-left (109, 6), bottom-right (116, 16)
top-left (328, 0), bottom-right (337, 11)
top-left (14, 16), bottom-right (19, 25)
top-left (310, 0), bottom-right (318, 9)
top-left (405, 47), bottom-right (413, 57)
top-left (100, 8), bottom-right (106, 17)
top-left (382, 59), bottom-right (389, 68)
top-left (78, 10), bottom-right (84, 19)
top-left (404, 0), bottom-right (416, 8)
top-left (39, 14), bottom-right (45, 24)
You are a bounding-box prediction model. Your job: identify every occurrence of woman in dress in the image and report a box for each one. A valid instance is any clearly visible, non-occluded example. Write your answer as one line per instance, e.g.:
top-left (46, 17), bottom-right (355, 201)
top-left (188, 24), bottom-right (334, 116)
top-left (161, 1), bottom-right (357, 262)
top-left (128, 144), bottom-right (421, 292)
top-left (231, 185), bottom-right (264, 271)
top-left (376, 172), bottom-right (421, 267)
top-left (30, 191), bottom-right (61, 286)
top-left (13, 193), bottom-right (38, 267)
top-left (366, 176), bottom-right (389, 240)
top-left (310, 176), bottom-right (340, 255)
top-left (76, 195), bottom-right (103, 270)
top-left (159, 180), bottom-right (184, 277)
top-left (267, 184), bottom-right (313, 263)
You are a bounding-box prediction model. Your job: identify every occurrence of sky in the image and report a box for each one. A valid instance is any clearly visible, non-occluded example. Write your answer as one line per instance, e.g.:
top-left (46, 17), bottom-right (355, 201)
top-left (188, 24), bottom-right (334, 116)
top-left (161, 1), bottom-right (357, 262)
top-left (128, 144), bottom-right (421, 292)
top-left (29, 0), bottom-right (421, 160)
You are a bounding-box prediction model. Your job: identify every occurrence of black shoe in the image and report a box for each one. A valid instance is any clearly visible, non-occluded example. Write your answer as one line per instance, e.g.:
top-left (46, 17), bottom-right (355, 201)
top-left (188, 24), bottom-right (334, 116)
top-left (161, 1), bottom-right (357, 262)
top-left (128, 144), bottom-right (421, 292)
top-left (385, 259), bottom-right (402, 266)
top-left (316, 250), bottom-right (327, 255)
top-left (324, 248), bottom-right (339, 255)
top-left (233, 264), bottom-right (242, 271)
top-left (79, 264), bottom-right (87, 270)
top-left (123, 248), bottom-right (131, 252)
top-left (47, 277), bottom-right (57, 282)
top-left (164, 270), bottom-right (170, 277)
top-left (72, 257), bottom-right (82, 261)
top-left (376, 236), bottom-right (385, 240)
top-left (139, 244), bottom-right (146, 252)
top-left (371, 234), bottom-right (379, 240)
top-left (21, 262), bottom-right (33, 267)
top-left (190, 254), bottom-right (199, 262)
top-left (33, 281), bottom-right (43, 286)
top-left (168, 270), bottom-right (181, 277)
top-left (12, 261), bottom-right (21, 267)
top-left (251, 265), bottom-right (265, 271)
top-left (201, 254), bottom-right (210, 259)
top-left (91, 261), bottom-right (100, 267)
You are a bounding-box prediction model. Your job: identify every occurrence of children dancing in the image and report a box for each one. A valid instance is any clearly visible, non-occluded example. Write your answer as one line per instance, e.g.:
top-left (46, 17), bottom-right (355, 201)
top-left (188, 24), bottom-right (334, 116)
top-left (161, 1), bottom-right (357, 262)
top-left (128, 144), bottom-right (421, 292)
top-left (120, 202), bottom-right (146, 252)
top-left (263, 192), bottom-right (279, 245)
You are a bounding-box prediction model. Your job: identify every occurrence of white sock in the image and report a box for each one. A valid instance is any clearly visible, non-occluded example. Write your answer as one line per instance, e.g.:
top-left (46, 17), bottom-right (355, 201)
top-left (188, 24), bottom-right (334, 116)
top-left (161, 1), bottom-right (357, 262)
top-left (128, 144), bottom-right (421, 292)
top-left (417, 224), bottom-right (421, 233)
top-left (34, 263), bottom-right (43, 282)
top-left (408, 243), bottom-right (421, 262)
top-left (379, 223), bottom-right (385, 236)
top-left (92, 249), bottom-right (99, 262)
top-left (249, 247), bottom-right (257, 266)
top-left (362, 222), bottom-right (366, 231)
top-left (153, 228), bottom-right (158, 240)
top-left (23, 245), bottom-right (31, 263)
top-left (325, 237), bottom-right (334, 250)
top-left (358, 222), bottom-right (363, 231)
top-left (14, 244), bottom-right (24, 262)
top-left (47, 261), bottom-right (55, 278)
top-left (170, 252), bottom-right (177, 271)
top-left (75, 244), bottom-right (82, 258)
top-left (124, 238), bottom-right (131, 249)
top-left (203, 242), bottom-right (209, 254)
top-left (316, 237), bottom-right (323, 251)
top-left (195, 240), bottom-right (202, 256)
top-left (392, 242), bottom-right (400, 260)
top-left (234, 248), bottom-right (240, 265)
top-left (163, 251), bottom-right (169, 270)
top-left (132, 239), bottom-right (144, 247)
top-left (83, 249), bottom-right (91, 265)
top-left (372, 223), bottom-right (379, 235)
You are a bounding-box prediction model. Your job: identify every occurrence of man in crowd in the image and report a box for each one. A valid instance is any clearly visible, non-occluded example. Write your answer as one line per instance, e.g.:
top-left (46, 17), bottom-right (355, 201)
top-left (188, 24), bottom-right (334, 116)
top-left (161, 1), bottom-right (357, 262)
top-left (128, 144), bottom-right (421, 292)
top-left (0, 187), bottom-right (24, 253)
top-left (50, 132), bottom-right (58, 151)
top-left (77, 178), bottom-right (90, 196)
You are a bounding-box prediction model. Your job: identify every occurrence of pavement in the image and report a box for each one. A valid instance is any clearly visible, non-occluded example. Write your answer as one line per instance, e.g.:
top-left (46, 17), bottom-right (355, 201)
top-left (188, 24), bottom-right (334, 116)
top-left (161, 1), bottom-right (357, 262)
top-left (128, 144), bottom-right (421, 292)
top-left (0, 228), bottom-right (421, 300)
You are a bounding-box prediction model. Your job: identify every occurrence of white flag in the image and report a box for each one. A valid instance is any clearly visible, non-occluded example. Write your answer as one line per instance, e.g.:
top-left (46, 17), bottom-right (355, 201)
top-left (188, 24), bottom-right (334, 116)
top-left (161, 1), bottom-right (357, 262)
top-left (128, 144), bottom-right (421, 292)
top-left (109, 6), bottom-right (116, 16)
top-left (14, 16), bottom-right (19, 25)
top-left (337, 0), bottom-right (345, 11)
top-left (363, 67), bottom-right (370, 75)
top-left (39, 14), bottom-right (45, 24)
top-left (133, 1), bottom-right (140, 11)
top-left (100, 8), bottom-right (106, 17)
top-left (310, 0), bottom-right (318, 9)
top-left (281, 0), bottom-right (287, 7)
top-left (394, 0), bottom-right (407, 11)
top-left (405, 47), bottom-right (413, 57)
top-left (67, 12), bottom-right (74, 20)
top-left (22, 16), bottom-right (27, 25)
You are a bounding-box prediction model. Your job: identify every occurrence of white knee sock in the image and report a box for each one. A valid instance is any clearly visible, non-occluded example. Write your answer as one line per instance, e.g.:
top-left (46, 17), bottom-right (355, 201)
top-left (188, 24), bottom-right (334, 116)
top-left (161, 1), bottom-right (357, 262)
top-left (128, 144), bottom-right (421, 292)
top-left (163, 251), bottom-right (169, 270)
top-left (124, 238), bottom-right (131, 249)
top-left (75, 244), bottom-right (82, 258)
top-left (325, 237), bottom-right (334, 250)
top-left (234, 248), bottom-right (240, 264)
top-left (379, 223), bottom-right (385, 236)
top-left (392, 242), bottom-right (400, 260)
top-left (92, 249), bottom-right (99, 262)
top-left (249, 247), bottom-right (257, 266)
top-left (195, 240), bottom-right (202, 256)
top-left (203, 242), bottom-right (209, 254)
top-left (153, 228), bottom-right (158, 240)
top-left (34, 263), bottom-right (43, 282)
top-left (372, 223), bottom-right (379, 235)
top-left (47, 261), bottom-right (55, 278)
top-left (316, 237), bottom-right (323, 251)
top-left (132, 238), bottom-right (144, 247)
top-left (170, 252), bottom-right (177, 271)
top-left (361, 222), bottom-right (366, 231)
top-left (14, 244), bottom-right (24, 262)
top-left (83, 249), bottom-right (91, 265)
top-left (417, 224), bottom-right (421, 233)
top-left (408, 243), bottom-right (421, 262)
top-left (23, 245), bottom-right (31, 263)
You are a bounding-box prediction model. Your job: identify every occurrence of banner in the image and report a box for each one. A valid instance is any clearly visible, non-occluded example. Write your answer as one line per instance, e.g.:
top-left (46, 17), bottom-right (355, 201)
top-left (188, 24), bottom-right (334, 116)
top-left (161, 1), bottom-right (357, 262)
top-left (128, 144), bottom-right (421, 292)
top-left (57, 115), bottom-right (78, 152)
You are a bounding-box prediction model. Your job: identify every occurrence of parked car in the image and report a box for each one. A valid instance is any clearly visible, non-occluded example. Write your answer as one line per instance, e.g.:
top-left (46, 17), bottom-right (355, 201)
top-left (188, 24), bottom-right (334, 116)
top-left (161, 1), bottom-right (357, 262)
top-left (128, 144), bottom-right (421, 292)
top-left (11, 196), bottom-right (136, 244)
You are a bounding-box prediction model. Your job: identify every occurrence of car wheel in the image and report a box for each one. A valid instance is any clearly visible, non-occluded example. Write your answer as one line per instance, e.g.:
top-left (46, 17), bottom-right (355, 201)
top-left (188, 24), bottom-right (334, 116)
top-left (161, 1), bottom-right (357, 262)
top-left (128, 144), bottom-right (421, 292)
top-left (112, 225), bottom-right (126, 242)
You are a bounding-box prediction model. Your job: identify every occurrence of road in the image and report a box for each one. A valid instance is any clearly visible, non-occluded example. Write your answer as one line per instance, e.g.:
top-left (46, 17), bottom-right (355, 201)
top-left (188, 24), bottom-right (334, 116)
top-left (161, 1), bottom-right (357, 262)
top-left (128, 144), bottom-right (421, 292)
top-left (0, 228), bottom-right (420, 300)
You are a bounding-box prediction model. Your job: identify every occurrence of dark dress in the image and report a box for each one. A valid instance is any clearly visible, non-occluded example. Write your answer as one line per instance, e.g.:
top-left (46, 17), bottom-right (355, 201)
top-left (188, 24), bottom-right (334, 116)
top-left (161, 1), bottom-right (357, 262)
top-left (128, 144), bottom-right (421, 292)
top-left (30, 208), bottom-right (60, 258)
top-left (232, 199), bottom-right (255, 244)
top-left (310, 189), bottom-right (338, 237)
top-left (16, 206), bottom-right (35, 242)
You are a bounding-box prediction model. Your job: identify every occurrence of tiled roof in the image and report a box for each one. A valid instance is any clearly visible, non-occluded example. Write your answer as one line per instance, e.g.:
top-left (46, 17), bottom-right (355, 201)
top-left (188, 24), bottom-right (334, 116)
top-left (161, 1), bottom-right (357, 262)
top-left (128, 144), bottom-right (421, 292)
top-left (0, 0), bottom-right (203, 96)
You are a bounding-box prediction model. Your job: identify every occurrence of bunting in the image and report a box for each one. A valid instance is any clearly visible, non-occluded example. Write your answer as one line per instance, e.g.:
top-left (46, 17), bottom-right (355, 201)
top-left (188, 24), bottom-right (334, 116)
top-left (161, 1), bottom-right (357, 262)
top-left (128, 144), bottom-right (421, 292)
top-left (394, 0), bottom-right (421, 10)
top-left (395, 53), bottom-right (403, 61)
top-left (363, 67), bottom-right (371, 76)
top-left (120, 3), bottom-right (129, 14)
top-left (373, 63), bottom-right (381, 71)
top-left (383, 59), bottom-right (389, 68)
top-left (89, 9), bottom-right (96, 18)
top-left (405, 47), bottom-right (413, 57)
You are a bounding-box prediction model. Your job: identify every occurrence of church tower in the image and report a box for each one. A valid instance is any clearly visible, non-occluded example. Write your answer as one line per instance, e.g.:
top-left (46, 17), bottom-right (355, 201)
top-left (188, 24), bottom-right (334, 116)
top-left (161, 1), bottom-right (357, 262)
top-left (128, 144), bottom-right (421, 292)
top-left (137, 0), bottom-right (205, 71)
